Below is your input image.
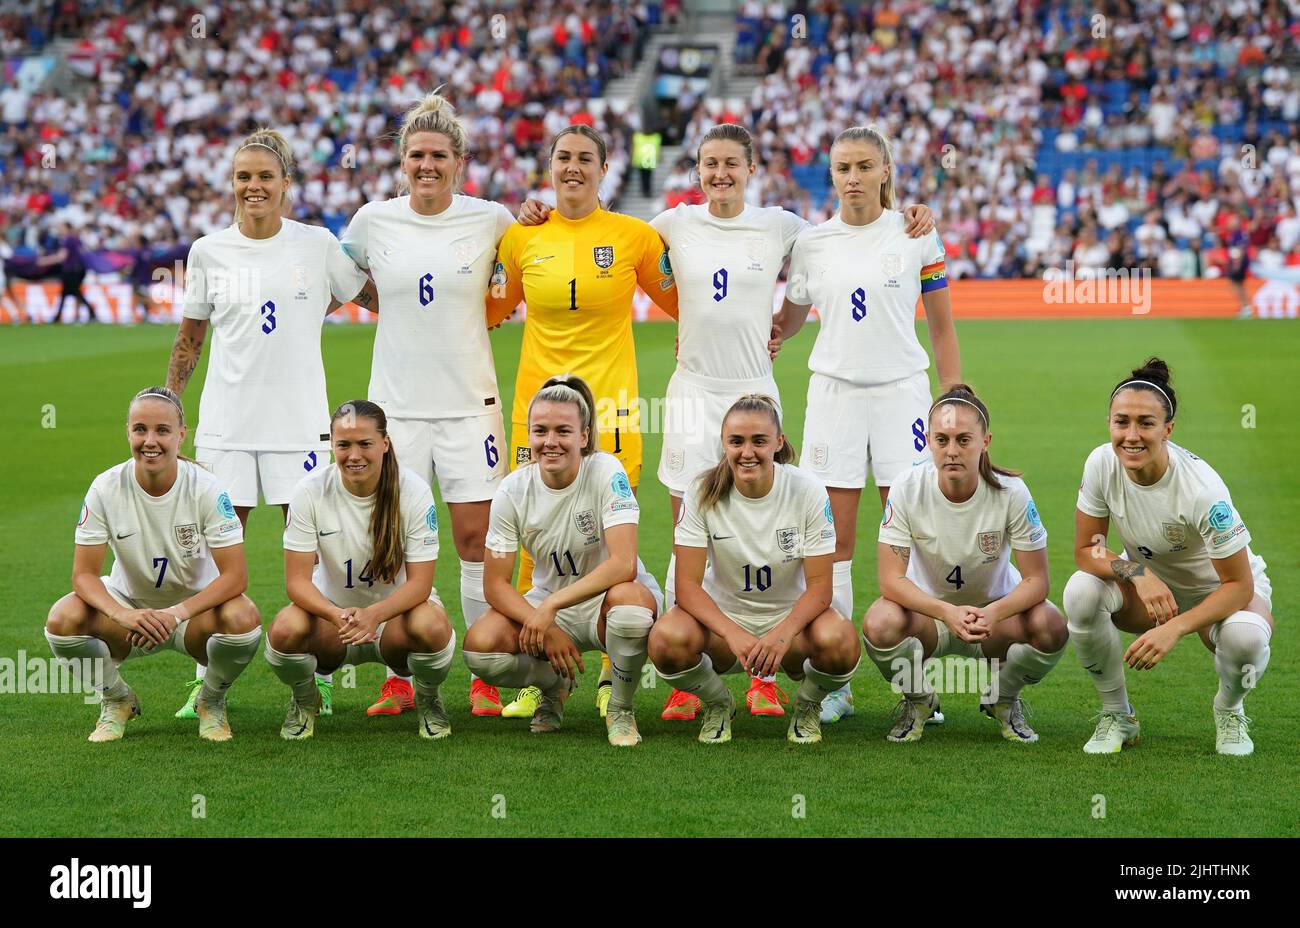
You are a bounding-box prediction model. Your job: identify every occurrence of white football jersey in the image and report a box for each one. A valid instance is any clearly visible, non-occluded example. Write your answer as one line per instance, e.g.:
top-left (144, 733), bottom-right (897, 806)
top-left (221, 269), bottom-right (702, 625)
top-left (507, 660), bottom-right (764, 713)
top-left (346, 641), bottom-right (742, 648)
top-left (283, 464), bottom-right (439, 608)
top-left (486, 452), bottom-right (641, 596)
top-left (1077, 442), bottom-right (1265, 600)
top-left (651, 203), bottom-right (807, 381)
top-left (341, 195), bottom-right (514, 419)
top-left (879, 460), bottom-right (1046, 606)
top-left (786, 211), bottom-right (947, 386)
top-left (676, 464), bottom-right (836, 621)
top-left (183, 219), bottom-right (367, 451)
top-left (75, 460), bottom-right (245, 608)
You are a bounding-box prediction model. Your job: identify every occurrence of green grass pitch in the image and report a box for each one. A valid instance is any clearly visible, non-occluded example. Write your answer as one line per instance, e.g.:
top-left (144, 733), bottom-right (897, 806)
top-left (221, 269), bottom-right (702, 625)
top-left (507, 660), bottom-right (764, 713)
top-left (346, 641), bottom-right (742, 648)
top-left (1, 318), bottom-right (1296, 837)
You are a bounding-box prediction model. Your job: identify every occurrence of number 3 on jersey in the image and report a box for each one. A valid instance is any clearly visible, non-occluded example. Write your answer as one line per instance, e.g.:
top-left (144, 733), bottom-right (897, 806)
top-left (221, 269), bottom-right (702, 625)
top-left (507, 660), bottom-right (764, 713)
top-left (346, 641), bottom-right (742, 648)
top-left (260, 300), bottom-right (276, 334)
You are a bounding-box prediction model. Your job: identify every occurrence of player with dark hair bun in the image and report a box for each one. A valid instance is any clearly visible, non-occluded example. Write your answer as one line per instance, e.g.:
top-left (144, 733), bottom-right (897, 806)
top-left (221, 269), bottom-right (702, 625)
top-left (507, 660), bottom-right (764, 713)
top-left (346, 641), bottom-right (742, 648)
top-left (1066, 358), bottom-right (1274, 755)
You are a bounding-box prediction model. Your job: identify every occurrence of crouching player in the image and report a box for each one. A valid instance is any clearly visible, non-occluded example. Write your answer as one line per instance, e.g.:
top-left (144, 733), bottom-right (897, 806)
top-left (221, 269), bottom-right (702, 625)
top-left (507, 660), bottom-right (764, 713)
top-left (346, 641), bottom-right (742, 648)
top-left (463, 376), bottom-right (661, 746)
top-left (265, 400), bottom-right (456, 741)
top-left (45, 387), bottom-right (261, 742)
top-left (1066, 358), bottom-right (1273, 756)
top-left (863, 386), bottom-right (1068, 743)
top-left (648, 395), bottom-right (860, 745)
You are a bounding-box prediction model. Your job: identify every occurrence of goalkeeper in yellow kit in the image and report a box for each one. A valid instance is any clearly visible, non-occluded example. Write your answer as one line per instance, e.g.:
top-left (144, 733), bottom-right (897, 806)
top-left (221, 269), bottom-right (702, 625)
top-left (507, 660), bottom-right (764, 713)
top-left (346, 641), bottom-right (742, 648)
top-left (487, 125), bottom-right (678, 718)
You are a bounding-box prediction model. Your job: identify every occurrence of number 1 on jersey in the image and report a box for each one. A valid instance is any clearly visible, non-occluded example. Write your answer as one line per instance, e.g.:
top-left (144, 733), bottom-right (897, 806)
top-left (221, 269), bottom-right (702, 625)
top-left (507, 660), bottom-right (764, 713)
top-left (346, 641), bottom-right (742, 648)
top-left (568, 278), bottom-right (577, 312)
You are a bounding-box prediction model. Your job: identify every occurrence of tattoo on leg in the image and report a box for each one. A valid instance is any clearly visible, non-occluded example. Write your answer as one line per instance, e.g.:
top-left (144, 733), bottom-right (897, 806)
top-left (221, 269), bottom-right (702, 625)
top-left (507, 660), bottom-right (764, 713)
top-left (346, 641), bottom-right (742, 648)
top-left (1110, 559), bottom-right (1145, 581)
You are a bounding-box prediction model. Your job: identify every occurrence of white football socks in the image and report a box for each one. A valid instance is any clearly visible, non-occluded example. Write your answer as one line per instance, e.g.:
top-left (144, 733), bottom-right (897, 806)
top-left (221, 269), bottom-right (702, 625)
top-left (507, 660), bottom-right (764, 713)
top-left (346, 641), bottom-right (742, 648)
top-left (1063, 571), bottom-right (1130, 714)
top-left (1214, 611), bottom-right (1272, 713)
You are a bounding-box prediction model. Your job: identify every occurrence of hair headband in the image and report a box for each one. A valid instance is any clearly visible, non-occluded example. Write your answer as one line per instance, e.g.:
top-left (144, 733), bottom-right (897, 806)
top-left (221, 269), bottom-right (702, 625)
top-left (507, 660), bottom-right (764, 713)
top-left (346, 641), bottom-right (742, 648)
top-left (237, 141), bottom-right (290, 173)
top-left (133, 388), bottom-right (184, 418)
top-left (1111, 379), bottom-right (1173, 415)
top-left (929, 396), bottom-right (987, 428)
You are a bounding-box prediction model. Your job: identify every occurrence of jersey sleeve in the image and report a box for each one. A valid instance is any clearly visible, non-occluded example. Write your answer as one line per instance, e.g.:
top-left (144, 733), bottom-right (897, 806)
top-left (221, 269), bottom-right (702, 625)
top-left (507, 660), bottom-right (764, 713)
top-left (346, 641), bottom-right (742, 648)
top-left (339, 204), bottom-right (370, 270)
top-left (779, 209), bottom-right (811, 258)
top-left (674, 481), bottom-right (709, 549)
top-left (485, 485), bottom-right (520, 554)
top-left (801, 481), bottom-right (836, 558)
top-left (491, 202), bottom-right (515, 245)
top-left (283, 480), bottom-right (319, 553)
top-left (74, 479), bottom-right (110, 546)
top-left (918, 228), bottom-right (948, 294)
top-left (877, 479), bottom-right (913, 547)
top-left (599, 457), bottom-right (640, 530)
top-left (485, 225), bottom-right (525, 327)
top-left (325, 231), bottom-right (369, 302)
top-left (1194, 487), bottom-right (1252, 560)
top-left (1007, 480), bottom-right (1047, 551)
top-left (634, 220), bottom-right (678, 319)
top-left (649, 208), bottom-right (674, 247)
top-left (200, 479), bottom-right (244, 548)
top-left (1076, 446), bottom-right (1112, 518)
top-left (181, 241), bottom-right (213, 320)
top-left (785, 235), bottom-right (814, 305)
top-left (403, 482), bottom-right (440, 564)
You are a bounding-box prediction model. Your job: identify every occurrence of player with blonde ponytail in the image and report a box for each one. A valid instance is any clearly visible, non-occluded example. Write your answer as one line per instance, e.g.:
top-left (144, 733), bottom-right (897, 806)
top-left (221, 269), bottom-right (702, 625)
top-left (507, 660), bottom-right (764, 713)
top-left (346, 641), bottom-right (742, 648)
top-left (340, 89), bottom-right (519, 719)
top-left (167, 127), bottom-right (378, 719)
top-left (45, 387), bottom-right (261, 743)
top-left (778, 123), bottom-right (962, 724)
top-left (465, 376), bottom-right (662, 746)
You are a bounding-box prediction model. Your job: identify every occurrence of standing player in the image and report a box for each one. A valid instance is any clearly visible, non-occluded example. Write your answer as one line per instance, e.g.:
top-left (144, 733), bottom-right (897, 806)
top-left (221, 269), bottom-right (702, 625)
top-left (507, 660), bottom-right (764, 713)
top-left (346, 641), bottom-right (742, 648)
top-left (648, 395), bottom-right (860, 744)
top-left (778, 125), bottom-right (962, 723)
top-left (44, 387), bottom-right (262, 742)
top-left (862, 386), bottom-right (1068, 742)
top-left (165, 127), bottom-right (378, 720)
top-left (486, 125), bottom-right (677, 719)
top-left (341, 91), bottom-right (514, 719)
top-left (463, 376), bottom-right (661, 746)
top-left (646, 123), bottom-right (934, 723)
top-left (1065, 359), bottom-right (1273, 755)
top-left (264, 400), bottom-right (457, 740)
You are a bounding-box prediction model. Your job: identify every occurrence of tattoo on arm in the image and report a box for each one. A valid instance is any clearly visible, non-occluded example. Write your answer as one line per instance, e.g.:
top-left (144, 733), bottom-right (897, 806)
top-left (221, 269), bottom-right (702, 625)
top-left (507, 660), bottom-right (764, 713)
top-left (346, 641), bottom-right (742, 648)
top-left (889, 545), bottom-right (911, 564)
top-left (352, 287), bottom-right (375, 309)
top-left (1110, 558), bottom-right (1145, 581)
top-left (166, 327), bottom-right (204, 394)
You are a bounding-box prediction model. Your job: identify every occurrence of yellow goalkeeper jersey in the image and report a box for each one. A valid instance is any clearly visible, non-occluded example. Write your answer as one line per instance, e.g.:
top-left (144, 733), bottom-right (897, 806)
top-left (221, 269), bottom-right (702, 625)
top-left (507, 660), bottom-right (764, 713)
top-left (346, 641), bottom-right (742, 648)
top-left (488, 207), bottom-right (677, 485)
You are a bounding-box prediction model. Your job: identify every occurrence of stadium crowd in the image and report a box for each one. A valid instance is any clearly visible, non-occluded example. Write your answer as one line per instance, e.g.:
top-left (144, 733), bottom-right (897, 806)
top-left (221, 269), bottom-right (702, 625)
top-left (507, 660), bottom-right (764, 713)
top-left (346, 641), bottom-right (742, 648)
top-left (0, 0), bottom-right (660, 262)
top-left (1, 0), bottom-right (1296, 288)
top-left (681, 0), bottom-right (1299, 279)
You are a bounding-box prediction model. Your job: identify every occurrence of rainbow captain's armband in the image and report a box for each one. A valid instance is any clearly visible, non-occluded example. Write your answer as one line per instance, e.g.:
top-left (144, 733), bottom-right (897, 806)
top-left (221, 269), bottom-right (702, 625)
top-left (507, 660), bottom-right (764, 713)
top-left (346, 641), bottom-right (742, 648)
top-left (919, 260), bottom-right (948, 293)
